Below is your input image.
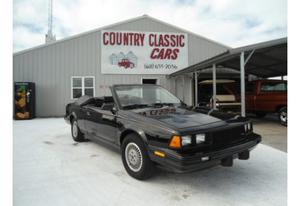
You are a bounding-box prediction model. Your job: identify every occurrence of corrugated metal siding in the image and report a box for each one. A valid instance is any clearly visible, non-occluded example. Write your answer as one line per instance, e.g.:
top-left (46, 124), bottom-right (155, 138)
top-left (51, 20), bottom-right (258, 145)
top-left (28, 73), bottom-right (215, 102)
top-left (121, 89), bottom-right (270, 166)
top-left (13, 17), bottom-right (227, 117)
top-left (188, 34), bottom-right (228, 65)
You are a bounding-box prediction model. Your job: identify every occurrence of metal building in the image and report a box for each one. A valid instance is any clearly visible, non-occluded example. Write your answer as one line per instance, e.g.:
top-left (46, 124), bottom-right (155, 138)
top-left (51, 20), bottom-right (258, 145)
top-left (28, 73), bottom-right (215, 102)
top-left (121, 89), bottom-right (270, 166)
top-left (13, 15), bottom-right (229, 117)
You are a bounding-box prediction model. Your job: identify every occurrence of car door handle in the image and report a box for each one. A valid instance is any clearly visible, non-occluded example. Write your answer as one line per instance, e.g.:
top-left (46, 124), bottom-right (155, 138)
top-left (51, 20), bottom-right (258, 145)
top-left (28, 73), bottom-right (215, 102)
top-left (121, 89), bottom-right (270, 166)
top-left (86, 111), bottom-right (91, 116)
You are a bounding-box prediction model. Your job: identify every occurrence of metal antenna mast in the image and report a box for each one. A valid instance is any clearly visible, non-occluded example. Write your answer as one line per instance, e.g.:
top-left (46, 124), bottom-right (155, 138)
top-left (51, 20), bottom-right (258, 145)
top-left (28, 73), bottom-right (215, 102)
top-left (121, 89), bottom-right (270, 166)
top-left (45, 0), bottom-right (56, 43)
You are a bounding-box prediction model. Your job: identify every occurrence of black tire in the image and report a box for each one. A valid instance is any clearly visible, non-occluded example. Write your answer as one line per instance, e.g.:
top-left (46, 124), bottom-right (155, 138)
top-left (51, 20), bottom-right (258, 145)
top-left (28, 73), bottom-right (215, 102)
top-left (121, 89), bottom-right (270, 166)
top-left (121, 133), bottom-right (155, 180)
top-left (71, 119), bottom-right (85, 142)
top-left (278, 107), bottom-right (287, 126)
top-left (255, 112), bottom-right (267, 118)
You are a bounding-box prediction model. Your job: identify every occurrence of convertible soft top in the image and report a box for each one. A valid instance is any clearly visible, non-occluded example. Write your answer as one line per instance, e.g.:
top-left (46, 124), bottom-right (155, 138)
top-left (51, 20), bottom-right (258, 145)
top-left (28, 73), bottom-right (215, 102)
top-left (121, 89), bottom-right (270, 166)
top-left (74, 95), bottom-right (113, 107)
top-left (74, 95), bottom-right (92, 106)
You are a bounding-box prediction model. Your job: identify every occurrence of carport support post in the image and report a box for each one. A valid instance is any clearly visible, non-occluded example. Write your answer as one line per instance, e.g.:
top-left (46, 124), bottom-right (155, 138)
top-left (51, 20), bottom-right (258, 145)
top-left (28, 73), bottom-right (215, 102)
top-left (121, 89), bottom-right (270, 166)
top-left (240, 52), bottom-right (246, 117)
top-left (182, 75), bottom-right (185, 102)
top-left (194, 72), bottom-right (198, 106)
top-left (212, 64), bottom-right (217, 110)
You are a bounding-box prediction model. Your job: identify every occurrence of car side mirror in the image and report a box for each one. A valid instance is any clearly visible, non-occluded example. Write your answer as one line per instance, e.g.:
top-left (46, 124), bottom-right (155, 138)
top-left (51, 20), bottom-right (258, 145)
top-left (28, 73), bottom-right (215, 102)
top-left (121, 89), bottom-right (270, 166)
top-left (180, 101), bottom-right (187, 107)
top-left (111, 106), bottom-right (117, 114)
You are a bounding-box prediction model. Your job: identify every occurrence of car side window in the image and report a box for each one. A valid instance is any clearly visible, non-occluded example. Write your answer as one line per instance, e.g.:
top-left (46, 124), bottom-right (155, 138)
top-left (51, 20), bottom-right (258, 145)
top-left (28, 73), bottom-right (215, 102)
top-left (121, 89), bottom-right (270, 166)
top-left (261, 82), bottom-right (287, 92)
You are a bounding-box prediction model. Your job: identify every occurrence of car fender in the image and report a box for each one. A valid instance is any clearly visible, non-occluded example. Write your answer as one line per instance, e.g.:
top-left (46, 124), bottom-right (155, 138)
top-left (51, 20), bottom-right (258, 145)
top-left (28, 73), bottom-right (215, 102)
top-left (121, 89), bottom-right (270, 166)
top-left (118, 126), bottom-right (148, 147)
top-left (70, 111), bottom-right (78, 122)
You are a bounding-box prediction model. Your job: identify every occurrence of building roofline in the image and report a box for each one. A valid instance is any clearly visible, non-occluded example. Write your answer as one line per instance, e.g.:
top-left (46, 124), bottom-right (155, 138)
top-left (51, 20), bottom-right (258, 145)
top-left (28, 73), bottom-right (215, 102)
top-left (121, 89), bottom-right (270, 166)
top-left (14, 14), bottom-right (230, 56)
top-left (143, 15), bottom-right (231, 49)
top-left (14, 15), bottom-right (146, 56)
top-left (169, 37), bottom-right (287, 77)
top-left (229, 37), bottom-right (287, 54)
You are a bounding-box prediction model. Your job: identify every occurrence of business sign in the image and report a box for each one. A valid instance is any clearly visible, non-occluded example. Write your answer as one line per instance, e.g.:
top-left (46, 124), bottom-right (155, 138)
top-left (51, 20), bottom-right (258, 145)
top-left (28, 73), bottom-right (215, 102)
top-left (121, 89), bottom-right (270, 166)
top-left (101, 30), bottom-right (188, 74)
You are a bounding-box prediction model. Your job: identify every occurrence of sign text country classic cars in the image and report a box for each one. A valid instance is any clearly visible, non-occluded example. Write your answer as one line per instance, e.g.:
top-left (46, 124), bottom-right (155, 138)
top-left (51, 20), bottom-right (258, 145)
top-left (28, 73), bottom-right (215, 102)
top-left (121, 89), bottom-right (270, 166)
top-left (101, 30), bottom-right (188, 74)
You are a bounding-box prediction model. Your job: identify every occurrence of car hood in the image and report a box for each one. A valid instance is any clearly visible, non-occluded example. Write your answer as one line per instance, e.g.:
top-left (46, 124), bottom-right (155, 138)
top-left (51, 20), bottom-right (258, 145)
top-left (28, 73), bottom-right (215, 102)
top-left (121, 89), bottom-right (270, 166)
top-left (130, 106), bottom-right (227, 130)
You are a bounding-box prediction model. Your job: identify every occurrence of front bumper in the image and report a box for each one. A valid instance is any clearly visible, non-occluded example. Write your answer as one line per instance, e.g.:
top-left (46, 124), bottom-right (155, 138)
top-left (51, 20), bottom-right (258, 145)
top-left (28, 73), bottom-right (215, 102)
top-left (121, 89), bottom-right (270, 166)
top-left (148, 133), bottom-right (261, 173)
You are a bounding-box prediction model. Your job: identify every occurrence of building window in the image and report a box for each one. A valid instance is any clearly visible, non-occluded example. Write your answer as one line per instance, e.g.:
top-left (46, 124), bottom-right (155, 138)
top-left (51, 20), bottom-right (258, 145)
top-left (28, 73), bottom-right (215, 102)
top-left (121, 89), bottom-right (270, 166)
top-left (71, 76), bottom-right (95, 99)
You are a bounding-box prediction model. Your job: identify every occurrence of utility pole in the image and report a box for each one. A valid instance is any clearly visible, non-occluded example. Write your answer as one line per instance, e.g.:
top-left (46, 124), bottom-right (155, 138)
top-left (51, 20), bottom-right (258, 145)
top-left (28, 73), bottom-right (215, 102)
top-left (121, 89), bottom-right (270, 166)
top-left (45, 0), bottom-right (56, 43)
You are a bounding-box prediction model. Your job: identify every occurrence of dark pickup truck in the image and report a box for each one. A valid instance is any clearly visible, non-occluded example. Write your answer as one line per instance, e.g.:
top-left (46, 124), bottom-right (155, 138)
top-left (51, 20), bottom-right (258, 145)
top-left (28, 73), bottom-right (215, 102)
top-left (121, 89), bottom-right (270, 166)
top-left (245, 80), bottom-right (287, 126)
top-left (65, 84), bottom-right (261, 180)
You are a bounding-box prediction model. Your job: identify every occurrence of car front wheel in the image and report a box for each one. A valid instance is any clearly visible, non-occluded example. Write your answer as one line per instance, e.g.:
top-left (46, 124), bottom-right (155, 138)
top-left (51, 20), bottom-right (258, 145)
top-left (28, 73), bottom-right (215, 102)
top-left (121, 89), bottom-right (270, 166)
top-left (71, 119), bottom-right (85, 142)
top-left (121, 133), bottom-right (155, 180)
top-left (279, 107), bottom-right (287, 126)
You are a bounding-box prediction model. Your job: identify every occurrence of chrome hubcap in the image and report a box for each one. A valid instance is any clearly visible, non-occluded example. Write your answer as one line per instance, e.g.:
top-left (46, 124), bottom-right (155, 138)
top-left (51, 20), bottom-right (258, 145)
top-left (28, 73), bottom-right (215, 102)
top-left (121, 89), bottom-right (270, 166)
top-left (72, 121), bottom-right (78, 137)
top-left (125, 142), bottom-right (143, 172)
top-left (280, 112), bottom-right (287, 123)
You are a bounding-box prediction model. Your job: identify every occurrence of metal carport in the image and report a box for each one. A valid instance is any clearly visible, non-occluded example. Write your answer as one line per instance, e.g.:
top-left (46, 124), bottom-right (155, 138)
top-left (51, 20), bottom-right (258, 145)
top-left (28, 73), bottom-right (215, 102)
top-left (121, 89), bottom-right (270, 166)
top-left (169, 37), bottom-right (287, 116)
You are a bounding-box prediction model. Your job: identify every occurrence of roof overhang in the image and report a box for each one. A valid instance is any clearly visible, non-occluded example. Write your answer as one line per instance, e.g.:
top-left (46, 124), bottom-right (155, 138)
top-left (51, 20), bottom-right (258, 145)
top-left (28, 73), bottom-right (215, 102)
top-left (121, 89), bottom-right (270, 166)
top-left (169, 37), bottom-right (287, 78)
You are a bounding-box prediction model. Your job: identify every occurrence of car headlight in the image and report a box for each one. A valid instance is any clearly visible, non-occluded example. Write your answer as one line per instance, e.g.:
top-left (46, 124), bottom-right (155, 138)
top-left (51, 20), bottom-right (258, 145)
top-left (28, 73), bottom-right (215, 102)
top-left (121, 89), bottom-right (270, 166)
top-left (169, 135), bottom-right (192, 148)
top-left (169, 134), bottom-right (206, 149)
top-left (181, 135), bottom-right (192, 146)
top-left (196, 133), bottom-right (206, 144)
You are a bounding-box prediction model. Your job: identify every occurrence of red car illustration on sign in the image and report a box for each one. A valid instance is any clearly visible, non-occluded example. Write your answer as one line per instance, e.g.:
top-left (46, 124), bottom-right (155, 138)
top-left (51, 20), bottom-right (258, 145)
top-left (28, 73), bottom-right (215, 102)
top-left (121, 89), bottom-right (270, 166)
top-left (118, 59), bottom-right (135, 69)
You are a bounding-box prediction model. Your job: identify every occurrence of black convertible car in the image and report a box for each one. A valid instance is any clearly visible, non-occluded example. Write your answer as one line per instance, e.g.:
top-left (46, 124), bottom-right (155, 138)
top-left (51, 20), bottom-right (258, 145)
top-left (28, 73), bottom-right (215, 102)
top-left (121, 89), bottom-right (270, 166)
top-left (65, 84), bottom-right (261, 180)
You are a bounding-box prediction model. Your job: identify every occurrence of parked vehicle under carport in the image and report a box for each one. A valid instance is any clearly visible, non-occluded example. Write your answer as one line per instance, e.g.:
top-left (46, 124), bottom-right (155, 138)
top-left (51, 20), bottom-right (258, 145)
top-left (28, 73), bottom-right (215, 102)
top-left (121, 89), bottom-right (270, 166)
top-left (243, 80), bottom-right (287, 126)
top-left (197, 79), bottom-right (241, 112)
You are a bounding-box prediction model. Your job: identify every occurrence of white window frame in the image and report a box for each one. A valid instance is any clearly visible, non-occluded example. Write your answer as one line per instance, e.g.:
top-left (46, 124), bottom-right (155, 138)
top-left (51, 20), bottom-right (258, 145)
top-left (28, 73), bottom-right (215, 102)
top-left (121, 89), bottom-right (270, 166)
top-left (71, 76), bottom-right (95, 99)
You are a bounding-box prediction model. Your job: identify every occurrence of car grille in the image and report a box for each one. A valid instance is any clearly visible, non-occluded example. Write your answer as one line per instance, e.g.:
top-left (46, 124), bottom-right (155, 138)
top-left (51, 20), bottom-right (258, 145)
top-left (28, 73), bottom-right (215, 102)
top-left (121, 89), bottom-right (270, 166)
top-left (208, 125), bottom-right (246, 150)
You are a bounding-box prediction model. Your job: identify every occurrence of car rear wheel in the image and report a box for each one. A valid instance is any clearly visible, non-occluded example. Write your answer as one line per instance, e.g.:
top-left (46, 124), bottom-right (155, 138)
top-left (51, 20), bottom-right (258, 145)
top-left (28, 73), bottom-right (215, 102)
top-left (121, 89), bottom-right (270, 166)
top-left (279, 107), bottom-right (287, 126)
top-left (71, 119), bottom-right (85, 142)
top-left (121, 133), bottom-right (155, 180)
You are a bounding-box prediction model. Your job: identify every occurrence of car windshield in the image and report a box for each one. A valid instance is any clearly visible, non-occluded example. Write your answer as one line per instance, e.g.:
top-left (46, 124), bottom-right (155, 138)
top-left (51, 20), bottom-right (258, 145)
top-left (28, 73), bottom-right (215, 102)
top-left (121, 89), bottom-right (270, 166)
top-left (114, 85), bottom-right (182, 109)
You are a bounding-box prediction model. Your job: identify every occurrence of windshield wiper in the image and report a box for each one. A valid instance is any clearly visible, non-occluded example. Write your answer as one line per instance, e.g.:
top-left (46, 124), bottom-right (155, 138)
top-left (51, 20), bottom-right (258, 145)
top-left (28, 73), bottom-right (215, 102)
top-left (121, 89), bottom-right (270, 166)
top-left (122, 104), bottom-right (150, 110)
top-left (151, 103), bottom-right (174, 108)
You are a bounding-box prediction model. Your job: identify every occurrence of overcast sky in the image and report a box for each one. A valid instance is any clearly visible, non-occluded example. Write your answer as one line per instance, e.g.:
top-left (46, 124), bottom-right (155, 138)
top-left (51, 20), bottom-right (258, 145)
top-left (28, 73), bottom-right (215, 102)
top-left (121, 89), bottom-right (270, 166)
top-left (13, 0), bottom-right (287, 52)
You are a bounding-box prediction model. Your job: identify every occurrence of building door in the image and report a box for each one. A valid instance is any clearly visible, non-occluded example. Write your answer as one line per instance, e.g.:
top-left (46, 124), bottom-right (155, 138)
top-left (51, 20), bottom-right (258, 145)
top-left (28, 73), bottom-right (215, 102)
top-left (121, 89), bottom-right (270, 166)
top-left (142, 78), bottom-right (157, 85)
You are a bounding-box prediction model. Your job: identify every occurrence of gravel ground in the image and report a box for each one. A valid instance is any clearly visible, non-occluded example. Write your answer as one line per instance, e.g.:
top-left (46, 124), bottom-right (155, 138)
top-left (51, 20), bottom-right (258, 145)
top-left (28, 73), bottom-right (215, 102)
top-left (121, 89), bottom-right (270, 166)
top-left (13, 118), bottom-right (287, 206)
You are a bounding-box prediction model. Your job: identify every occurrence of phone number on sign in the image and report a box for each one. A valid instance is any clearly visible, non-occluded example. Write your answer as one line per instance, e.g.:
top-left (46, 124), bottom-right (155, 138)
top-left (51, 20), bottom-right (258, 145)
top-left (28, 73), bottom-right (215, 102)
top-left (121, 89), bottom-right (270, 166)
top-left (144, 64), bottom-right (178, 70)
